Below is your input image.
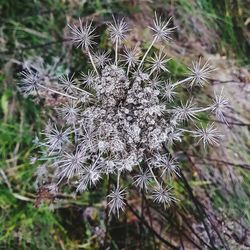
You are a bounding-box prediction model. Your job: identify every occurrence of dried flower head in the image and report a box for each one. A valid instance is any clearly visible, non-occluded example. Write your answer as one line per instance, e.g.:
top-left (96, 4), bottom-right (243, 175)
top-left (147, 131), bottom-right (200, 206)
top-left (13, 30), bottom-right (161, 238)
top-left (193, 123), bottom-right (222, 148)
top-left (150, 13), bottom-right (175, 42)
top-left (133, 169), bottom-right (152, 192)
top-left (107, 187), bottom-right (126, 216)
top-left (212, 88), bottom-right (229, 123)
top-left (122, 46), bottom-right (140, 73)
top-left (59, 74), bottom-right (77, 94)
top-left (93, 50), bottom-right (111, 68)
top-left (173, 99), bottom-right (197, 122)
top-left (149, 50), bottom-right (170, 75)
top-left (152, 185), bottom-right (177, 208)
top-left (108, 16), bottom-right (129, 45)
top-left (41, 126), bottom-right (71, 155)
top-left (162, 80), bottom-right (176, 102)
top-left (19, 14), bottom-right (229, 215)
top-left (56, 148), bottom-right (85, 181)
top-left (59, 101), bottom-right (79, 125)
top-left (68, 18), bottom-right (97, 49)
top-left (187, 58), bottom-right (214, 87)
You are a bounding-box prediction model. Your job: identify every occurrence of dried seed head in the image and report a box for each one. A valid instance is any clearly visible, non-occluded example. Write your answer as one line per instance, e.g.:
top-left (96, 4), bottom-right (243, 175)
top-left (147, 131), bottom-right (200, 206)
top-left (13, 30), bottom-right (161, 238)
top-left (56, 149), bottom-right (85, 181)
top-left (76, 164), bottom-right (102, 192)
top-left (162, 80), bottom-right (176, 102)
top-left (152, 153), bottom-right (179, 177)
top-left (68, 18), bottom-right (97, 49)
top-left (173, 99), bottom-right (197, 122)
top-left (42, 125), bottom-right (71, 155)
top-left (93, 50), bottom-right (111, 68)
top-left (149, 50), bottom-right (170, 74)
top-left (19, 70), bottom-right (40, 96)
top-left (194, 123), bottom-right (222, 147)
top-left (152, 185), bottom-right (176, 208)
top-left (107, 187), bottom-right (126, 217)
top-left (122, 46), bottom-right (140, 68)
top-left (19, 13), bottom-right (230, 216)
top-left (133, 169), bottom-right (152, 192)
top-left (188, 58), bottom-right (214, 87)
top-left (59, 74), bottom-right (77, 94)
top-left (59, 101), bottom-right (79, 125)
top-left (212, 88), bottom-right (229, 123)
top-left (150, 13), bottom-right (176, 42)
top-left (107, 16), bottom-right (129, 45)
top-left (81, 70), bottom-right (97, 89)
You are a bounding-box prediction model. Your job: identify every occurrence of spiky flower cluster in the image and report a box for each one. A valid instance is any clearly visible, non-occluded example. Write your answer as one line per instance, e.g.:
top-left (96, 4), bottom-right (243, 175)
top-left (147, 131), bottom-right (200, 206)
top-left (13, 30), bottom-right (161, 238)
top-left (20, 14), bottom-right (229, 216)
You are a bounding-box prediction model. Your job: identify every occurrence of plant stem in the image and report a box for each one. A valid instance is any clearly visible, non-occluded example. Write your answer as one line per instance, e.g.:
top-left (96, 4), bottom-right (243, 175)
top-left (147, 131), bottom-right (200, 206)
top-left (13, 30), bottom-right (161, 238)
top-left (87, 49), bottom-right (99, 75)
top-left (177, 170), bottom-right (217, 248)
top-left (117, 171), bottom-right (120, 188)
top-left (125, 200), bottom-right (179, 250)
top-left (172, 77), bottom-right (192, 87)
top-left (72, 85), bottom-right (93, 96)
top-left (193, 106), bottom-right (212, 113)
top-left (149, 166), bottom-right (161, 187)
top-left (126, 63), bottom-right (131, 76)
top-left (115, 40), bottom-right (118, 66)
top-left (37, 83), bottom-right (77, 100)
top-left (138, 37), bottom-right (157, 70)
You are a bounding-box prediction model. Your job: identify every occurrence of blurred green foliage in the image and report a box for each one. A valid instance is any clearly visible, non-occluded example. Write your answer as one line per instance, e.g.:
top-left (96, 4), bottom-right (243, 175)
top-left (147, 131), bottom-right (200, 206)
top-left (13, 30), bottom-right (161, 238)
top-left (175, 0), bottom-right (250, 64)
